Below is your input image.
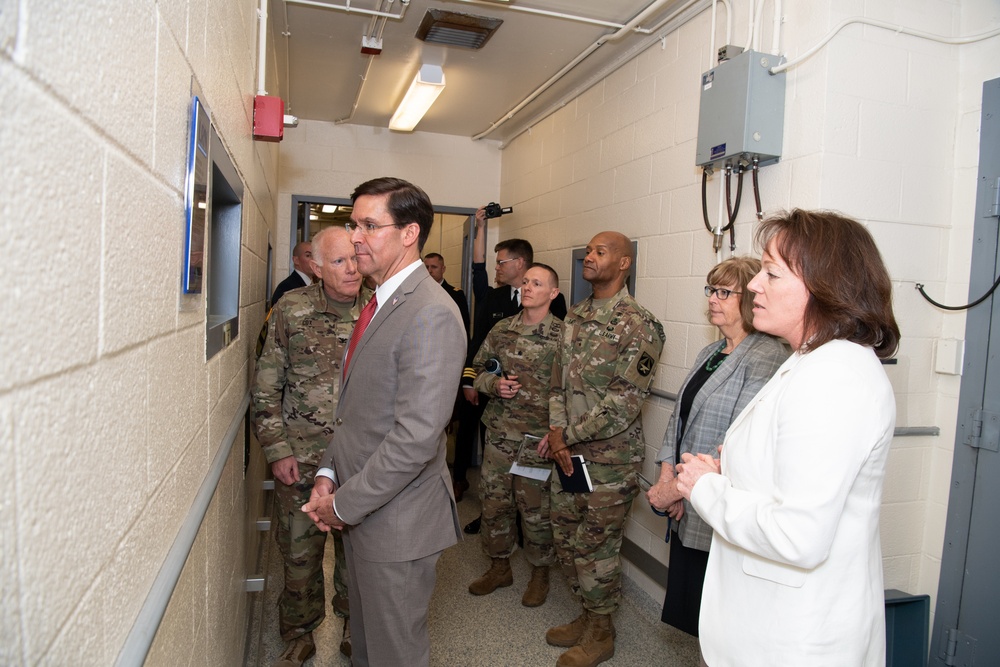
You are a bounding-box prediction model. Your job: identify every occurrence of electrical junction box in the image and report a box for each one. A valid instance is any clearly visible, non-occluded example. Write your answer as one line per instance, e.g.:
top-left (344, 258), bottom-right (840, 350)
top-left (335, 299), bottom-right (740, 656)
top-left (695, 49), bottom-right (785, 169)
top-left (253, 95), bottom-right (284, 142)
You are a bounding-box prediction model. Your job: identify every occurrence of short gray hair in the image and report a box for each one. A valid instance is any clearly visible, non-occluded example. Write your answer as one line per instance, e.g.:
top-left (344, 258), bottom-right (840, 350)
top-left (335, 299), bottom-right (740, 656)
top-left (311, 227), bottom-right (350, 265)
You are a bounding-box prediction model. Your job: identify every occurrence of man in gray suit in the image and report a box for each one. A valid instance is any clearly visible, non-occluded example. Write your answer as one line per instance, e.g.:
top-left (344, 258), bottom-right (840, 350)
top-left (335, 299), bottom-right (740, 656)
top-left (302, 177), bottom-right (466, 667)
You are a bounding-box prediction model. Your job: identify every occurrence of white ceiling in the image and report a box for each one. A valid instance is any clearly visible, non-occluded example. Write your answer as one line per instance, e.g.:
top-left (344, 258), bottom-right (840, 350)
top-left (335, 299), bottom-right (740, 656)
top-left (268, 0), bottom-right (704, 143)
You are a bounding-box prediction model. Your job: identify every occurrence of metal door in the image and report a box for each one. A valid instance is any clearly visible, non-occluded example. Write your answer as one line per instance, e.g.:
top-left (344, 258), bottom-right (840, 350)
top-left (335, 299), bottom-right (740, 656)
top-left (931, 77), bottom-right (1000, 667)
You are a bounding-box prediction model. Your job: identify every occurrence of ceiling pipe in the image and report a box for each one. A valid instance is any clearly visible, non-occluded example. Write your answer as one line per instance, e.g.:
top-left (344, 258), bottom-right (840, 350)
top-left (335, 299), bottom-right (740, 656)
top-left (454, 0), bottom-right (643, 32)
top-left (491, 0), bottom-right (710, 147)
top-left (334, 0), bottom-right (396, 124)
top-left (285, 0), bottom-right (408, 20)
top-left (472, 0), bottom-right (703, 141)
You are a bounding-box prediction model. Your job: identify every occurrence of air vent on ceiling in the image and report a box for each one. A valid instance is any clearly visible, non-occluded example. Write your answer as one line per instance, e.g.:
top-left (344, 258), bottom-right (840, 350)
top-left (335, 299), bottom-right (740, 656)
top-left (415, 9), bottom-right (503, 50)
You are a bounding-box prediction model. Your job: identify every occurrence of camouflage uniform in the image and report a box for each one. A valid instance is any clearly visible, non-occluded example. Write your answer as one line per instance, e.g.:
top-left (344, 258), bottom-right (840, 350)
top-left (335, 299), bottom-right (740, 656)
top-left (473, 312), bottom-right (563, 567)
top-left (253, 282), bottom-right (367, 641)
top-left (549, 286), bottom-right (665, 615)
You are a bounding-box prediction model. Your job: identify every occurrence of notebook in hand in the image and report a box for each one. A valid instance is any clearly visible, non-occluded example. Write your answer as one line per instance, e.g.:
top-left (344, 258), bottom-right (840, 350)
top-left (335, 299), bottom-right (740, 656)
top-left (555, 455), bottom-right (593, 493)
top-left (514, 434), bottom-right (550, 469)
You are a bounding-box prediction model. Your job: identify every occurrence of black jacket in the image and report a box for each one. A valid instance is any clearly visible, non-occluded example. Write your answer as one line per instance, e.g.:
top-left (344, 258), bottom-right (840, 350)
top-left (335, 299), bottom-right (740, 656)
top-left (461, 262), bottom-right (567, 386)
top-left (440, 279), bottom-right (471, 334)
top-left (270, 270), bottom-right (307, 306)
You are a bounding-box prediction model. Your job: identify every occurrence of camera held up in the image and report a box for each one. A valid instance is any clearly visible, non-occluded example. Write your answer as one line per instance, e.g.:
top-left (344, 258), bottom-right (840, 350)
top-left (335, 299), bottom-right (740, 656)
top-left (483, 202), bottom-right (512, 219)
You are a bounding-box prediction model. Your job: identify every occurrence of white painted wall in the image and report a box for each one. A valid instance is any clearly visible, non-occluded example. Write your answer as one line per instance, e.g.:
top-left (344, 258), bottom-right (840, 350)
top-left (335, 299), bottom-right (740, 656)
top-left (1, 0), bottom-right (276, 663)
top-left (274, 121), bottom-right (502, 280)
top-left (496, 0), bottom-right (1000, 610)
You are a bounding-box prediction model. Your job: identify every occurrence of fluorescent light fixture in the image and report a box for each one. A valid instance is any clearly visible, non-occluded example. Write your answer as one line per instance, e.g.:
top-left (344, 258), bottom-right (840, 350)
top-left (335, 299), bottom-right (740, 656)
top-left (389, 64), bottom-right (446, 132)
top-left (321, 204), bottom-right (338, 213)
top-left (309, 214), bottom-right (318, 220)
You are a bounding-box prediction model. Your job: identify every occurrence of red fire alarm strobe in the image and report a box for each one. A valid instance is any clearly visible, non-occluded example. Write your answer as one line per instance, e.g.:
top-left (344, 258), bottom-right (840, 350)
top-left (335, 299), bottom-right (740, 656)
top-left (253, 95), bottom-right (284, 142)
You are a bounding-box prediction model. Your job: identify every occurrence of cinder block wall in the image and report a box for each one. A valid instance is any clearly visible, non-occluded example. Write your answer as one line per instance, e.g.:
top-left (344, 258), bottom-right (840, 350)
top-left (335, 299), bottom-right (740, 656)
top-left (494, 0), bottom-right (1000, 613)
top-left (1, 0), bottom-right (277, 663)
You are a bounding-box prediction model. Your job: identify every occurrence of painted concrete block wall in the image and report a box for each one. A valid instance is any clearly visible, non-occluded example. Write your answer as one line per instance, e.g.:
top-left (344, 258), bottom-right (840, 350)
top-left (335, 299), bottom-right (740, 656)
top-left (1, 0), bottom-right (276, 664)
top-left (275, 121), bottom-right (502, 280)
top-left (495, 0), bottom-right (1000, 607)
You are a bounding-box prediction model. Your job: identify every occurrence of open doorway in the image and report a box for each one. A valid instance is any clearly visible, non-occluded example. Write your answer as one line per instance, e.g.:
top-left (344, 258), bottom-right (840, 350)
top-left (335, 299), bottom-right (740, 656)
top-left (288, 195), bottom-right (476, 310)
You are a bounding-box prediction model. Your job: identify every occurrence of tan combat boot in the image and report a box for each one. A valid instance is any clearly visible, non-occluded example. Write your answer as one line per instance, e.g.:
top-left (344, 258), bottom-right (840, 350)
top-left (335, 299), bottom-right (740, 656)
top-left (521, 565), bottom-right (550, 607)
top-left (545, 611), bottom-right (589, 647)
top-left (468, 557), bottom-right (513, 595)
top-left (273, 632), bottom-right (316, 667)
top-left (556, 613), bottom-right (615, 667)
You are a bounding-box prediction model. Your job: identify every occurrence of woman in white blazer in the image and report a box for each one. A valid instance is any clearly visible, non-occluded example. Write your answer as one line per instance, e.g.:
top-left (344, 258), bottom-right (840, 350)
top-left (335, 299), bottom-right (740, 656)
top-left (676, 210), bottom-right (900, 667)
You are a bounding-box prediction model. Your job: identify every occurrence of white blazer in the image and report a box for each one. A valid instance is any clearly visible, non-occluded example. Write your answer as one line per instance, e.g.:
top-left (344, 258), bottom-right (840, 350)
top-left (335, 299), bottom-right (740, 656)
top-left (690, 340), bottom-right (895, 667)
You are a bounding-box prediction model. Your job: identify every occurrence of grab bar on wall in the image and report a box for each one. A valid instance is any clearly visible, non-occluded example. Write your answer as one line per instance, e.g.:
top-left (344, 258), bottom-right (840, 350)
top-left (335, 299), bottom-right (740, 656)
top-left (115, 393), bottom-right (251, 667)
top-left (649, 386), bottom-right (678, 402)
top-left (648, 387), bottom-right (937, 438)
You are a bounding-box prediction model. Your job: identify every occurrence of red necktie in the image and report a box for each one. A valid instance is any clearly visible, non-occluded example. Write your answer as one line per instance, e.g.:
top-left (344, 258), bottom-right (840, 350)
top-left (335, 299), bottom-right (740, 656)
top-left (344, 294), bottom-right (377, 376)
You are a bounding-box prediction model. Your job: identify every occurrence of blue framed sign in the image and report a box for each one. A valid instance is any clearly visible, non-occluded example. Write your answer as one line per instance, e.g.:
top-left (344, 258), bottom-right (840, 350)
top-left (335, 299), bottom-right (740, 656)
top-left (183, 96), bottom-right (210, 294)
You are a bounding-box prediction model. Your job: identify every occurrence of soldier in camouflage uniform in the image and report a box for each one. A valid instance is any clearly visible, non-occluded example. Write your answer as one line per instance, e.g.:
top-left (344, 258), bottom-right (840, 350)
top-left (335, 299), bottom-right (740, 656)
top-left (253, 227), bottom-right (366, 667)
top-left (540, 232), bottom-right (665, 667)
top-left (467, 264), bottom-right (563, 607)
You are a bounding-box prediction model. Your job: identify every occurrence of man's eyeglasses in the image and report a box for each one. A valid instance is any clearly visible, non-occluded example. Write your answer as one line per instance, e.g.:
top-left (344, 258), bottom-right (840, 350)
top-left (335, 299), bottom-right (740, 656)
top-left (496, 257), bottom-right (520, 266)
top-left (345, 221), bottom-right (398, 236)
top-left (704, 286), bottom-right (741, 300)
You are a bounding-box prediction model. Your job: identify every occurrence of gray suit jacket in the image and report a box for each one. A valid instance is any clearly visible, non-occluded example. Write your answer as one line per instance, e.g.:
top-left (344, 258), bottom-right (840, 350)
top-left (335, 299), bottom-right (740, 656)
top-left (656, 332), bottom-right (788, 551)
top-left (319, 265), bottom-right (466, 561)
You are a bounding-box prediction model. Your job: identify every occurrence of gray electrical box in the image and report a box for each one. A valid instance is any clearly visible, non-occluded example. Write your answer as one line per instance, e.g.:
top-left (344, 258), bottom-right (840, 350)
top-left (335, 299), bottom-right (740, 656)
top-left (695, 49), bottom-right (786, 169)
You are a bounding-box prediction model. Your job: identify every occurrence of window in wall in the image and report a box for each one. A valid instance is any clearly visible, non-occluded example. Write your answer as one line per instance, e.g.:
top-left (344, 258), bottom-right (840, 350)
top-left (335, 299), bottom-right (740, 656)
top-left (205, 125), bottom-right (243, 359)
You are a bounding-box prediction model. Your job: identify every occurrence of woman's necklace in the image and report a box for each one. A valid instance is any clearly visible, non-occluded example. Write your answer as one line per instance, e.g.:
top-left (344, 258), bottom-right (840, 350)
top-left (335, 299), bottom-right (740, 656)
top-left (704, 342), bottom-right (728, 372)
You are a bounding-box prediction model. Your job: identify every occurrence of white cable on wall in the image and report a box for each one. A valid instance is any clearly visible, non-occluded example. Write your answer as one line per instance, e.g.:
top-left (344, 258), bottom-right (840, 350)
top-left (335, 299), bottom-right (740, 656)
top-left (771, 18), bottom-right (1000, 74)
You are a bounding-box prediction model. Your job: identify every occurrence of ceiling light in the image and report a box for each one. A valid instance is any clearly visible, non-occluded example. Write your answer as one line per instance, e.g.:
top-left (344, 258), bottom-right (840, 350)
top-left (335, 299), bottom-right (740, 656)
top-left (321, 204), bottom-right (338, 213)
top-left (309, 214), bottom-right (318, 220)
top-left (389, 64), bottom-right (446, 132)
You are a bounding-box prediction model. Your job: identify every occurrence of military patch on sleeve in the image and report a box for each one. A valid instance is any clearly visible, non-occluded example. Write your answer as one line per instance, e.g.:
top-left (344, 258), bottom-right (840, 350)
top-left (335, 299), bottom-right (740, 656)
top-left (623, 339), bottom-right (661, 388)
top-left (637, 352), bottom-right (655, 377)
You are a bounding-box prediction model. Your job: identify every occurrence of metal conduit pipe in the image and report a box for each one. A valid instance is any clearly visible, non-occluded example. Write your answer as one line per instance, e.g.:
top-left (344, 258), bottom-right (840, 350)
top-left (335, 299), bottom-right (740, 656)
top-left (709, 0), bottom-right (734, 67)
top-left (771, 19), bottom-right (1000, 74)
top-left (457, 0), bottom-right (635, 31)
top-left (473, 0), bottom-right (701, 141)
top-left (334, 0), bottom-right (394, 124)
top-left (751, 0), bottom-right (781, 53)
top-left (285, 0), bottom-right (409, 20)
top-left (257, 0), bottom-right (270, 95)
top-left (484, 0), bottom-right (709, 145)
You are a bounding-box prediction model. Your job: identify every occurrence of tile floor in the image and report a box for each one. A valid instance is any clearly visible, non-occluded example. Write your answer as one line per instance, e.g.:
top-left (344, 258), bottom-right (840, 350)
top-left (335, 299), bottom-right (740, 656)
top-left (245, 470), bottom-right (701, 666)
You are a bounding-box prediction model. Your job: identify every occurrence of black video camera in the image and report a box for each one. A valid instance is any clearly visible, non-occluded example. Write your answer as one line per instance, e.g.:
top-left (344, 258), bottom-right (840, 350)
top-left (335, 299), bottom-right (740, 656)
top-left (483, 202), bottom-right (512, 219)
